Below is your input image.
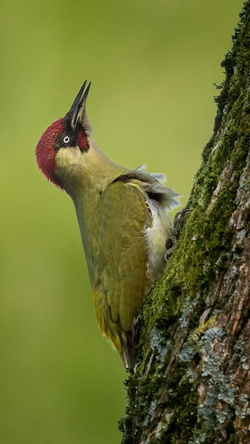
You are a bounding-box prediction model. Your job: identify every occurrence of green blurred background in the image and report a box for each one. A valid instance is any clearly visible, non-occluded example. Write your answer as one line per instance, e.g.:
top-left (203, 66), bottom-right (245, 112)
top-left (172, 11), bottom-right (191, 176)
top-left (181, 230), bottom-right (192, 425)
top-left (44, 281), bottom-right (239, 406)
top-left (0, 0), bottom-right (243, 442)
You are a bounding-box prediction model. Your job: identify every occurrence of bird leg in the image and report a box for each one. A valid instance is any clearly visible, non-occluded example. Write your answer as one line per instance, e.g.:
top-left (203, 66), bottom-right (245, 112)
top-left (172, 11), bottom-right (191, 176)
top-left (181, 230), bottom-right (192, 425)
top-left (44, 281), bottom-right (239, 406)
top-left (164, 209), bottom-right (191, 261)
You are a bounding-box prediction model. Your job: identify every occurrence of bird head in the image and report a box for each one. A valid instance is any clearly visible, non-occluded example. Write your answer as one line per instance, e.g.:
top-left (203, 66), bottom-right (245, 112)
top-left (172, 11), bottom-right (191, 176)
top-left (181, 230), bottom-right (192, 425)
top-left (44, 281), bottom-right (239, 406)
top-left (36, 81), bottom-right (92, 191)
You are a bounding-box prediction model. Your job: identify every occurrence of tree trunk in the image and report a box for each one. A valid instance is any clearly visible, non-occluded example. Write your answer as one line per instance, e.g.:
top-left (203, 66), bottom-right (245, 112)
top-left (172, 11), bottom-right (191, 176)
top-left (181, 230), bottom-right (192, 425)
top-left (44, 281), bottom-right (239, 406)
top-left (119, 2), bottom-right (250, 443)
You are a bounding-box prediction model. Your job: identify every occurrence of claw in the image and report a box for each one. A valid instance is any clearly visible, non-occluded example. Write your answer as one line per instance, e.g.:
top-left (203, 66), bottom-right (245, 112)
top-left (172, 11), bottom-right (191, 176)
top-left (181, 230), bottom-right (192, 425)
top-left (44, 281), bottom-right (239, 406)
top-left (164, 208), bottom-right (191, 261)
top-left (173, 208), bottom-right (191, 224)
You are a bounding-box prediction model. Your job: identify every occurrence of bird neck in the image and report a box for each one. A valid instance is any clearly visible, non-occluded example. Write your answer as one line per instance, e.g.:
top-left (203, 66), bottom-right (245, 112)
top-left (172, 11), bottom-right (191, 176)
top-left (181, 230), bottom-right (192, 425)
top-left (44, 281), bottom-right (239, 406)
top-left (55, 138), bottom-right (127, 199)
top-left (63, 139), bottom-right (128, 281)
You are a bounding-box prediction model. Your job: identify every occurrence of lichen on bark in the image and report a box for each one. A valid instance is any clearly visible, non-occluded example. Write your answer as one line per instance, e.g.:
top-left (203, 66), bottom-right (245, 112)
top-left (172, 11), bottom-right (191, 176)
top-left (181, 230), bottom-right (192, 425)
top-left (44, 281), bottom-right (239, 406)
top-left (119, 1), bottom-right (250, 443)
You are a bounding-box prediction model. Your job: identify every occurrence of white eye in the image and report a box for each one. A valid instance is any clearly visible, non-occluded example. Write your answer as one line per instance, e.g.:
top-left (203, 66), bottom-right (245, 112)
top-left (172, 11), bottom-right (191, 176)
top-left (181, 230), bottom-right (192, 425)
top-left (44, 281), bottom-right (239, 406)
top-left (63, 136), bottom-right (70, 144)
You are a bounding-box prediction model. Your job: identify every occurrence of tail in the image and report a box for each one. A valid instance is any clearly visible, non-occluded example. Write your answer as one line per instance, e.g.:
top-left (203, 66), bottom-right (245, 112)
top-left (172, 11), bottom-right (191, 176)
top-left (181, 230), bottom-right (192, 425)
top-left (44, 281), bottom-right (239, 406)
top-left (120, 330), bottom-right (135, 369)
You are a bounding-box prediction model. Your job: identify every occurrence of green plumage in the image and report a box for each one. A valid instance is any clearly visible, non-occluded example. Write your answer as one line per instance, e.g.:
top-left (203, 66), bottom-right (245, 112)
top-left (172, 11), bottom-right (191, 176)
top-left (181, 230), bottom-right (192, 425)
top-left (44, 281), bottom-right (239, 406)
top-left (36, 82), bottom-right (180, 367)
top-left (95, 180), bottom-right (148, 332)
top-left (70, 163), bottom-right (179, 367)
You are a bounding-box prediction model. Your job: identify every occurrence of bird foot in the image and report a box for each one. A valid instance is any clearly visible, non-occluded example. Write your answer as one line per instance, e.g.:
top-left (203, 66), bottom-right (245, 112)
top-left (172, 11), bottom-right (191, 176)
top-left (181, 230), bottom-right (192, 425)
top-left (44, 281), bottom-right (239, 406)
top-left (164, 209), bottom-right (191, 261)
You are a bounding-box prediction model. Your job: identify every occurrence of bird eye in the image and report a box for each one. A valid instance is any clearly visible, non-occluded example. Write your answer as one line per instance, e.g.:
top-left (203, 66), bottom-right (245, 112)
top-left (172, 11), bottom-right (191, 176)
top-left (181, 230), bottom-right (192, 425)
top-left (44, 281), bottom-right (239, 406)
top-left (63, 136), bottom-right (70, 144)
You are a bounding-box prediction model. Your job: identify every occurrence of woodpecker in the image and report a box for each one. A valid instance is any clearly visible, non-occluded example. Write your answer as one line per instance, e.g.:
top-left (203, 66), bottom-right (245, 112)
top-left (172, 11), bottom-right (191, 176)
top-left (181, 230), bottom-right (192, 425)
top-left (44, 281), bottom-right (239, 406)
top-left (36, 81), bottom-right (180, 368)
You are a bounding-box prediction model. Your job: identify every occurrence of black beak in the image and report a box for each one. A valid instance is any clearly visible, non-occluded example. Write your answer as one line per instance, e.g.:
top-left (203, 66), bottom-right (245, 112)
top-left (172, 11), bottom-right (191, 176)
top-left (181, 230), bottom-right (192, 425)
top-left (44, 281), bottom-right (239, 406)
top-left (65, 81), bottom-right (91, 129)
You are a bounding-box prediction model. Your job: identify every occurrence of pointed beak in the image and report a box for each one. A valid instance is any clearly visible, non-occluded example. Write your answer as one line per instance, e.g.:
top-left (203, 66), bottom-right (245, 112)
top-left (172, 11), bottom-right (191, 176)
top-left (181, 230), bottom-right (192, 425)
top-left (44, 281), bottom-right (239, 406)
top-left (65, 81), bottom-right (91, 129)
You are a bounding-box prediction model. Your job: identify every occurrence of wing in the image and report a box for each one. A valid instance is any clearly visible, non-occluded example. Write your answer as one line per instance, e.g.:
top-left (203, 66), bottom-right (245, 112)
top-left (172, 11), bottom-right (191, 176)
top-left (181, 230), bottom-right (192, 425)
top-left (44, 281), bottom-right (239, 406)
top-left (93, 180), bottom-right (148, 333)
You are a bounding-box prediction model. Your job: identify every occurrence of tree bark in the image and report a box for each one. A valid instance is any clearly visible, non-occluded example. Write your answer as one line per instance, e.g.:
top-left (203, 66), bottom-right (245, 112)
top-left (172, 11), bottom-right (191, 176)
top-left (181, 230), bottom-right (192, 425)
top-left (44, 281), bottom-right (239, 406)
top-left (119, 2), bottom-right (250, 443)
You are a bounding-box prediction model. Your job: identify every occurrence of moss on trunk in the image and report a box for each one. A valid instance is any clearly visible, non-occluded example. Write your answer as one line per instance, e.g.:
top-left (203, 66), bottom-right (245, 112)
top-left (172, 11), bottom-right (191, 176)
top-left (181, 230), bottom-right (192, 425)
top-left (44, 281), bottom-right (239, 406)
top-left (120, 1), bottom-right (250, 443)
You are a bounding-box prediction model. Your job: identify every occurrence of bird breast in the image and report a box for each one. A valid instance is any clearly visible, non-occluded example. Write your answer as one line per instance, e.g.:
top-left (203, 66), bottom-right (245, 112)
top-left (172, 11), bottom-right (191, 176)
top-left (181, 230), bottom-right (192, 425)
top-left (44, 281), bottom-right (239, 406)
top-left (143, 198), bottom-right (172, 292)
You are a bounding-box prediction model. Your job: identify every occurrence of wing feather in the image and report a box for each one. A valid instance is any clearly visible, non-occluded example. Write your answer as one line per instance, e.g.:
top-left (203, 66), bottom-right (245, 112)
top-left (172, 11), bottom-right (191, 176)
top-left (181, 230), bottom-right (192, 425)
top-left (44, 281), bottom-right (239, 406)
top-left (95, 180), bottom-right (148, 332)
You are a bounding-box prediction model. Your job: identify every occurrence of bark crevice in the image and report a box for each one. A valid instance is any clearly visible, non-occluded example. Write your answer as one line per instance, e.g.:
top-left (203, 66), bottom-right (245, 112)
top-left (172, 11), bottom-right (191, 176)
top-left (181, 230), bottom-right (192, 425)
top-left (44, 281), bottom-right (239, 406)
top-left (120, 2), bottom-right (250, 443)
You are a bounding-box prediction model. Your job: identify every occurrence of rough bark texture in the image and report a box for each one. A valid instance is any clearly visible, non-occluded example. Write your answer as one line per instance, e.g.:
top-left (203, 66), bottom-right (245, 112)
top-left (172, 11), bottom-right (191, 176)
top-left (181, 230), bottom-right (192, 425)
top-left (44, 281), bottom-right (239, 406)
top-left (119, 2), bottom-right (250, 443)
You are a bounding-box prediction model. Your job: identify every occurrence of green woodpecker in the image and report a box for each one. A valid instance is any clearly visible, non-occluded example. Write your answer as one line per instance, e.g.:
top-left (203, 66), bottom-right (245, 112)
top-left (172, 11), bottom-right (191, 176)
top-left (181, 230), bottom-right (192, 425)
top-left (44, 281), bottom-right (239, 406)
top-left (36, 81), bottom-right (179, 368)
